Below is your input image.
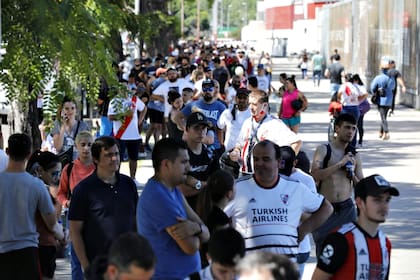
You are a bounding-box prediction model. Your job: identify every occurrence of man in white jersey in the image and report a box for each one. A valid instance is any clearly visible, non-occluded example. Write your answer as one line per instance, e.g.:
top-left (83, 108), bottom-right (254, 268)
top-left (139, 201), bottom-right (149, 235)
top-left (278, 146), bottom-right (317, 277)
top-left (229, 89), bottom-right (302, 174)
top-left (224, 140), bottom-right (333, 260)
top-left (151, 67), bottom-right (194, 120)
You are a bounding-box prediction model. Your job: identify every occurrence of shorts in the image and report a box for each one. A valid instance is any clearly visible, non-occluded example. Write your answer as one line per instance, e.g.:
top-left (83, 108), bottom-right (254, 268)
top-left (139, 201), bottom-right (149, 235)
top-left (312, 198), bottom-right (356, 257)
top-left (282, 116), bottom-right (301, 127)
top-left (0, 247), bottom-right (41, 280)
top-left (148, 108), bottom-right (164, 124)
top-left (118, 139), bottom-right (141, 161)
top-left (39, 245), bottom-right (57, 278)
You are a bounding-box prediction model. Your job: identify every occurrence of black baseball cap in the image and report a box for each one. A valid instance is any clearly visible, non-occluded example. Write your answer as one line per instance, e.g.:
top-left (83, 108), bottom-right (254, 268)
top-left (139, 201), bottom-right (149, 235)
top-left (354, 174), bottom-right (399, 198)
top-left (236, 88), bottom-right (250, 96)
top-left (186, 112), bottom-right (212, 128)
top-left (202, 79), bottom-right (215, 88)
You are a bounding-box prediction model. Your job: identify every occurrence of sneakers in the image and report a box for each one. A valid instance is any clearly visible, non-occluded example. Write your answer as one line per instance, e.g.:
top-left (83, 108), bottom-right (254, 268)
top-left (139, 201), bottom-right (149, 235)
top-left (379, 132), bottom-right (384, 139)
top-left (383, 133), bottom-right (390, 140)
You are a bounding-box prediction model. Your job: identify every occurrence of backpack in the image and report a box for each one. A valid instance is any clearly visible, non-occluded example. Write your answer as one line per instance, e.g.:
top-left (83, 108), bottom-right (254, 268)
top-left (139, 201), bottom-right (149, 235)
top-left (316, 143), bottom-right (356, 192)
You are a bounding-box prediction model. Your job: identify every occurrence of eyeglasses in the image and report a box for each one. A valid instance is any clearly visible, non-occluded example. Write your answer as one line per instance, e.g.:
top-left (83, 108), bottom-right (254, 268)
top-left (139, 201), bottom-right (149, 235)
top-left (202, 87), bottom-right (214, 93)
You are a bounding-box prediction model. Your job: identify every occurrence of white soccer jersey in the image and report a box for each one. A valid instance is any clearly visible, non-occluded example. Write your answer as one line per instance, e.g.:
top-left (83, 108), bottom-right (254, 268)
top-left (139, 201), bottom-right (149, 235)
top-left (217, 107), bottom-right (251, 151)
top-left (108, 95), bottom-right (145, 140)
top-left (153, 78), bottom-right (194, 118)
top-left (289, 169), bottom-right (317, 254)
top-left (237, 115), bottom-right (301, 173)
top-left (224, 175), bottom-right (324, 256)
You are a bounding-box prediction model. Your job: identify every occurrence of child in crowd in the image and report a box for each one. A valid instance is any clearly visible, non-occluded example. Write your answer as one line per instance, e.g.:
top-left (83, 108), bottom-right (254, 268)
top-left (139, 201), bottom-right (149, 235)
top-left (328, 92), bottom-right (342, 118)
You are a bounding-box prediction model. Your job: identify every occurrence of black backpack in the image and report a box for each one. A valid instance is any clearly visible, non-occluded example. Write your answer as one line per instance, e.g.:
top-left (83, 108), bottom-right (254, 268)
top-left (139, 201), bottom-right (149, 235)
top-left (316, 144), bottom-right (356, 192)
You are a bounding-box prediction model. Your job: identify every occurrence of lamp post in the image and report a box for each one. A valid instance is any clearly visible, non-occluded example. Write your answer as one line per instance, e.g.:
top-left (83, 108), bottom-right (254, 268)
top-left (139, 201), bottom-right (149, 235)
top-left (242, 1), bottom-right (248, 27)
top-left (227, 4), bottom-right (232, 32)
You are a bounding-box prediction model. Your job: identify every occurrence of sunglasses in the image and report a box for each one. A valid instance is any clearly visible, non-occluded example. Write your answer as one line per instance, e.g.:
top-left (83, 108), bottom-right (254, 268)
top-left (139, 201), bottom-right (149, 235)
top-left (202, 87), bottom-right (214, 93)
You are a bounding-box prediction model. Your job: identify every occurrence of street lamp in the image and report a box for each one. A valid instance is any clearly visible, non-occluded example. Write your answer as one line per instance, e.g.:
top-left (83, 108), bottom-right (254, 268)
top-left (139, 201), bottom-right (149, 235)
top-left (227, 4), bottom-right (232, 30)
top-left (242, 1), bottom-right (248, 27)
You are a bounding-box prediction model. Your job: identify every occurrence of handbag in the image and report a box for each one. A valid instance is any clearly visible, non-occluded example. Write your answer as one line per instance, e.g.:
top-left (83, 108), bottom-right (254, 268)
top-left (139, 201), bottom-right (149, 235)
top-left (371, 91), bottom-right (380, 105)
top-left (57, 146), bottom-right (73, 168)
top-left (359, 99), bottom-right (371, 115)
top-left (57, 120), bottom-right (80, 167)
top-left (291, 98), bottom-right (303, 111)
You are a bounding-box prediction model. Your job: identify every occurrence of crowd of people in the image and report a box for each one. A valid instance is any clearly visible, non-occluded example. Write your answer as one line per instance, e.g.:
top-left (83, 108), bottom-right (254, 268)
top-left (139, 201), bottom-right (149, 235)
top-left (0, 43), bottom-right (405, 280)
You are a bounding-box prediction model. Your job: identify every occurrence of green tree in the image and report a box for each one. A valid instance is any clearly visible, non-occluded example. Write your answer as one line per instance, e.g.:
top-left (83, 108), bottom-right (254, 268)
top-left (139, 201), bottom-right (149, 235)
top-left (0, 0), bottom-right (172, 148)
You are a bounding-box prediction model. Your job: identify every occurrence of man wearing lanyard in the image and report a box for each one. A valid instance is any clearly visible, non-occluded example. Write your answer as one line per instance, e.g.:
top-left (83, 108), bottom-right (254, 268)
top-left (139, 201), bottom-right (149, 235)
top-left (229, 89), bottom-right (302, 174)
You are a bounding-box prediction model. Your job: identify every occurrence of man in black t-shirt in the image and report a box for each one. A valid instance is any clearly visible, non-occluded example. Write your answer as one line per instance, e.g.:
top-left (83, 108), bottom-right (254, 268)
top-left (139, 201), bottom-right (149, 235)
top-left (68, 136), bottom-right (138, 272)
top-left (179, 112), bottom-right (220, 210)
top-left (388, 60), bottom-right (406, 115)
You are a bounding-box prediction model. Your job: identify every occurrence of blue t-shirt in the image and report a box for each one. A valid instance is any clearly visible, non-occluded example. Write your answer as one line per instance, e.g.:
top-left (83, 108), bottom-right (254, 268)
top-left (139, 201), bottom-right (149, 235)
top-left (137, 178), bottom-right (200, 280)
top-left (182, 99), bottom-right (227, 149)
top-left (370, 72), bottom-right (396, 106)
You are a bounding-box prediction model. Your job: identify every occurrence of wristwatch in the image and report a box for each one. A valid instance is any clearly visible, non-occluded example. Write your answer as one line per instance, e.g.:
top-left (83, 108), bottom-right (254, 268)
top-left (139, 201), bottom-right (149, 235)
top-left (194, 180), bottom-right (202, 190)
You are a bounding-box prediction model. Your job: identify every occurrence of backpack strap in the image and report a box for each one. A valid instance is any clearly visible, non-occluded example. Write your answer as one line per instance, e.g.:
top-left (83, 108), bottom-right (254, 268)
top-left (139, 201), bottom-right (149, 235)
top-left (323, 143), bottom-right (332, 169)
top-left (73, 120), bottom-right (81, 139)
top-left (317, 143), bottom-right (331, 192)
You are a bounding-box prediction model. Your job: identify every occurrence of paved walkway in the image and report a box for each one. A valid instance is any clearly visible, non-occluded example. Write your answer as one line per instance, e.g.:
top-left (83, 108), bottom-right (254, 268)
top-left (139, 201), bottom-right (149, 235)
top-left (56, 77), bottom-right (420, 279)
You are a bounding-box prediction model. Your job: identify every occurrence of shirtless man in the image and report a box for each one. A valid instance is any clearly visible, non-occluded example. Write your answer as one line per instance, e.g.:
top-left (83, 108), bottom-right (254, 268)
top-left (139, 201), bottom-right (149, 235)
top-left (311, 113), bottom-right (363, 257)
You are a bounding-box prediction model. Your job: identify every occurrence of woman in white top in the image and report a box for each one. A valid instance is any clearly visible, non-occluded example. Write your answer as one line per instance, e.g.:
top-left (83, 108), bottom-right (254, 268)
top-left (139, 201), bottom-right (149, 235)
top-left (337, 73), bottom-right (366, 147)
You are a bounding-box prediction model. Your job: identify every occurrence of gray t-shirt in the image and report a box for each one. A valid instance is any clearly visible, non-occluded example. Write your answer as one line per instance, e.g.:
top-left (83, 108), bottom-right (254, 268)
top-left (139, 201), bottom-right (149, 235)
top-left (328, 62), bottom-right (345, 84)
top-left (0, 172), bottom-right (55, 253)
top-left (51, 120), bottom-right (90, 159)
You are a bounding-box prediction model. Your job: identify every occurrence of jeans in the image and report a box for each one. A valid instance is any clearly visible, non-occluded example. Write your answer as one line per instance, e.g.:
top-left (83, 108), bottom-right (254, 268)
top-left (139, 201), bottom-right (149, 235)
top-left (357, 113), bottom-right (365, 144)
top-left (313, 70), bottom-right (321, 86)
top-left (379, 106), bottom-right (391, 133)
top-left (301, 68), bottom-right (308, 79)
top-left (71, 244), bottom-right (84, 280)
top-left (330, 83), bottom-right (341, 96)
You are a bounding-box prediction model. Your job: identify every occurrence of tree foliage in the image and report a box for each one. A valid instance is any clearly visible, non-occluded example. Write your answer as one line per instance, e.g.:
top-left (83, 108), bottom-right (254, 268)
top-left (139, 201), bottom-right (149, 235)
top-left (0, 0), bottom-right (173, 144)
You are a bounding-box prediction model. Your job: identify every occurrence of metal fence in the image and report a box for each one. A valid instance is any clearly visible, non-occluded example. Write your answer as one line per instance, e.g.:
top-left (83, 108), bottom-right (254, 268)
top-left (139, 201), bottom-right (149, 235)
top-left (319, 0), bottom-right (419, 108)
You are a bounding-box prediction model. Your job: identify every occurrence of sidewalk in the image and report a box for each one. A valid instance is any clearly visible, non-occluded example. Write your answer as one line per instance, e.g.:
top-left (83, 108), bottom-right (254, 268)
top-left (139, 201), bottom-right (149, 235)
top-left (56, 78), bottom-right (420, 279)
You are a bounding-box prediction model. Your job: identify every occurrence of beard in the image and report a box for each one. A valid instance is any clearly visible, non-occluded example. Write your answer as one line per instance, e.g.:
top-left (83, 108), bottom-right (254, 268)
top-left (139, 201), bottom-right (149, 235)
top-left (203, 94), bottom-right (213, 102)
top-left (168, 77), bottom-right (177, 83)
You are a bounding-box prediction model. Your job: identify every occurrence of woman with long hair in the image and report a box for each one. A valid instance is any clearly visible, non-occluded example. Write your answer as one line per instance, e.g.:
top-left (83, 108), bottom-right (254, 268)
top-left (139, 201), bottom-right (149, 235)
top-left (27, 151), bottom-right (67, 280)
top-left (278, 75), bottom-right (308, 133)
top-left (51, 96), bottom-right (90, 161)
top-left (352, 74), bottom-right (369, 147)
top-left (195, 169), bottom-right (235, 267)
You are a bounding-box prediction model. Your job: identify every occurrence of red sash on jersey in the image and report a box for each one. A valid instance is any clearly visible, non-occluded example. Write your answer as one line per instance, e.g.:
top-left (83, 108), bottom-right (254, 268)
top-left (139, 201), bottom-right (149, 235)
top-left (115, 95), bottom-right (136, 139)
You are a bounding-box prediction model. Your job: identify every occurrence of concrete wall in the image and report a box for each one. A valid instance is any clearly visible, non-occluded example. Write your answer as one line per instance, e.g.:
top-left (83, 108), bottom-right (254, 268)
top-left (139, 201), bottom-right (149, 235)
top-left (320, 0), bottom-right (419, 108)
